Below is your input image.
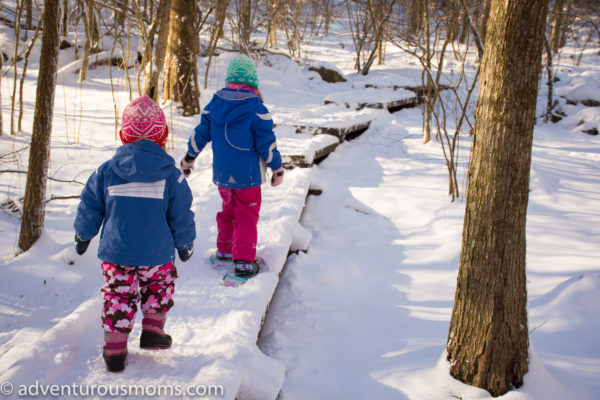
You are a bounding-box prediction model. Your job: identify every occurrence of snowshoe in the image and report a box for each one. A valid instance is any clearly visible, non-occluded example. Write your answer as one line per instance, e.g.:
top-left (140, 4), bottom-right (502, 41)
top-left (221, 257), bottom-right (267, 287)
top-left (209, 251), bottom-right (234, 270)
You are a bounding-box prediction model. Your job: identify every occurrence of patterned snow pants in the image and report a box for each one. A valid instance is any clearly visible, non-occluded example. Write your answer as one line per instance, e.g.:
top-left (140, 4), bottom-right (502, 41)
top-left (101, 261), bottom-right (178, 333)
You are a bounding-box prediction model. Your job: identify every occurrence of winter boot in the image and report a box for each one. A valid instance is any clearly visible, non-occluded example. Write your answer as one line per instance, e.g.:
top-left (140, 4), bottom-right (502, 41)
top-left (215, 251), bottom-right (232, 263)
top-left (140, 313), bottom-right (172, 350)
top-left (234, 260), bottom-right (260, 278)
top-left (103, 331), bottom-right (128, 372)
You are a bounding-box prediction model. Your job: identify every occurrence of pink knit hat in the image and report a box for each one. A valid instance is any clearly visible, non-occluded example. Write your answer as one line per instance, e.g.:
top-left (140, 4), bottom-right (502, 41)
top-left (119, 95), bottom-right (168, 147)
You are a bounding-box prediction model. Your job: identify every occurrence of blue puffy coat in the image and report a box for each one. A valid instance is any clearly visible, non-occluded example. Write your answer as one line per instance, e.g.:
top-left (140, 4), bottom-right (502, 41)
top-left (74, 140), bottom-right (195, 266)
top-left (187, 88), bottom-right (282, 189)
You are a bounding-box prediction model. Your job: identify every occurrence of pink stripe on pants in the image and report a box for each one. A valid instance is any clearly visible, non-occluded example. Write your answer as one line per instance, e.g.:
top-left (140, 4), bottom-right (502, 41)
top-left (217, 186), bottom-right (261, 262)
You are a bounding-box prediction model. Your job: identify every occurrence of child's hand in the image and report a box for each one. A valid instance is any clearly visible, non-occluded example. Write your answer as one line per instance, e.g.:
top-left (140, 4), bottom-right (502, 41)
top-left (271, 167), bottom-right (284, 187)
top-left (74, 234), bottom-right (91, 255)
top-left (180, 155), bottom-right (196, 177)
top-left (178, 247), bottom-right (194, 262)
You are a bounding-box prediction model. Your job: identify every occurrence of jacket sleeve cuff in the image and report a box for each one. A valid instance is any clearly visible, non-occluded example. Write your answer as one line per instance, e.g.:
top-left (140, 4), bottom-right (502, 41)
top-left (267, 159), bottom-right (283, 171)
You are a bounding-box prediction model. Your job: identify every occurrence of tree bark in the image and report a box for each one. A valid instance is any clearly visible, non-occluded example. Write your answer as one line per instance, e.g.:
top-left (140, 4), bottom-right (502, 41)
top-left (0, 55), bottom-right (3, 136)
top-left (19, 0), bottom-right (61, 252)
top-left (25, 0), bottom-right (33, 31)
top-left (162, 0), bottom-right (200, 115)
top-left (447, 0), bottom-right (550, 397)
top-left (204, 0), bottom-right (230, 89)
top-left (558, 0), bottom-right (572, 48)
top-left (79, 0), bottom-right (94, 82)
top-left (234, 0), bottom-right (253, 52)
top-left (143, 0), bottom-right (173, 101)
top-left (550, 0), bottom-right (564, 54)
top-left (478, 0), bottom-right (491, 44)
top-left (61, 0), bottom-right (68, 37)
top-left (407, 0), bottom-right (424, 37)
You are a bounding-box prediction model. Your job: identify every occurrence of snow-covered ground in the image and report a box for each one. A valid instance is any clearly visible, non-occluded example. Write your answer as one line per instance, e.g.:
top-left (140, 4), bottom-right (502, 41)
top-left (1, 15), bottom-right (599, 400)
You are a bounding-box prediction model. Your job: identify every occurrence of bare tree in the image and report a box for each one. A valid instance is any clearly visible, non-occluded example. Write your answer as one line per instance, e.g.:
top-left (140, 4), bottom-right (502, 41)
top-left (447, 0), bottom-right (550, 396)
top-left (19, 0), bottom-right (61, 252)
top-left (550, 0), bottom-right (565, 53)
top-left (279, 0), bottom-right (311, 59)
top-left (405, 0), bottom-right (425, 37)
top-left (230, 0), bottom-right (256, 52)
top-left (142, 0), bottom-right (173, 101)
top-left (79, 0), bottom-right (95, 82)
top-left (18, 26), bottom-right (42, 132)
top-left (265, 0), bottom-right (282, 48)
top-left (10, 0), bottom-right (24, 136)
top-left (478, 0), bottom-right (492, 44)
top-left (360, 0), bottom-right (397, 75)
top-left (0, 55), bottom-right (3, 136)
top-left (205, 0), bottom-right (230, 89)
top-left (163, 0), bottom-right (201, 115)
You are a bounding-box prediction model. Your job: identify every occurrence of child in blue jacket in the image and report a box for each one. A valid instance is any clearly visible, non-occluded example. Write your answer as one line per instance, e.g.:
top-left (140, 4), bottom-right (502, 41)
top-left (180, 54), bottom-right (284, 278)
top-left (74, 95), bottom-right (195, 372)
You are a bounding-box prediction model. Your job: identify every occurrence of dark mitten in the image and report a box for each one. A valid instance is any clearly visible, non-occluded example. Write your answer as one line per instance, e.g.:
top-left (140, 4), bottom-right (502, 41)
top-left (178, 247), bottom-right (194, 262)
top-left (74, 234), bottom-right (91, 255)
top-left (180, 154), bottom-right (197, 178)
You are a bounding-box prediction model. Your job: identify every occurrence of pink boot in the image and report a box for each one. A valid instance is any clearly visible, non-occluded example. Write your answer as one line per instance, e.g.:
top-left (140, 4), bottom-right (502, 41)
top-left (103, 331), bottom-right (128, 372)
top-left (140, 313), bottom-right (172, 350)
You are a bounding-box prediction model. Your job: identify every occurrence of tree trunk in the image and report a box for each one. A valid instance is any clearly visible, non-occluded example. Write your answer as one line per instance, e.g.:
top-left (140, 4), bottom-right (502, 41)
top-left (61, 0), bottom-right (68, 37)
top-left (0, 55), bottom-right (3, 136)
top-left (558, 0), bottom-right (572, 49)
top-left (19, 0), bottom-right (61, 252)
top-left (79, 0), bottom-right (94, 82)
top-left (234, 0), bottom-right (253, 52)
top-left (163, 0), bottom-right (200, 116)
top-left (446, 0), bottom-right (460, 42)
top-left (114, 0), bottom-right (126, 29)
top-left (407, 0), bottom-right (424, 37)
top-left (204, 0), bottom-right (230, 89)
top-left (550, 0), bottom-right (564, 54)
top-left (447, 0), bottom-right (549, 397)
top-left (478, 0), bottom-right (491, 44)
top-left (25, 0), bottom-right (33, 32)
top-left (143, 0), bottom-right (173, 101)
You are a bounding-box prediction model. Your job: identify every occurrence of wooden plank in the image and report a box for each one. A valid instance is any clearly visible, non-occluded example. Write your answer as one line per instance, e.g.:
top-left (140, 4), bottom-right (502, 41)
top-left (293, 121), bottom-right (372, 141)
top-left (324, 87), bottom-right (420, 112)
top-left (279, 134), bottom-right (341, 168)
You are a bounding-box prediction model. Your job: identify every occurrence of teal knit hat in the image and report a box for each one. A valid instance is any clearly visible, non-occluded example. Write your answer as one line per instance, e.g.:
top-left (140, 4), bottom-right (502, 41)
top-left (225, 54), bottom-right (259, 87)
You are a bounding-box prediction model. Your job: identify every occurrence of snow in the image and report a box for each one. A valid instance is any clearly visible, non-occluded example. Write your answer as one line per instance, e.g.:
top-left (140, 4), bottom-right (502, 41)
top-left (565, 81), bottom-right (600, 103)
top-left (324, 87), bottom-right (417, 108)
top-left (1, 14), bottom-right (600, 400)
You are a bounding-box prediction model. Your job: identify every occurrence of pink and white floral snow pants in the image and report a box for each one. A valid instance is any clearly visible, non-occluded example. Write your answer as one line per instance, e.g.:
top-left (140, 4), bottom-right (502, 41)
top-left (217, 186), bottom-right (262, 262)
top-left (101, 261), bottom-right (178, 333)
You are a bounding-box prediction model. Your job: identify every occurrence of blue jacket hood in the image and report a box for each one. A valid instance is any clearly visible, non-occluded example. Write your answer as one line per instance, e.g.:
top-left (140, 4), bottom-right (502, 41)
top-left (209, 88), bottom-right (261, 125)
top-left (110, 140), bottom-right (174, 182)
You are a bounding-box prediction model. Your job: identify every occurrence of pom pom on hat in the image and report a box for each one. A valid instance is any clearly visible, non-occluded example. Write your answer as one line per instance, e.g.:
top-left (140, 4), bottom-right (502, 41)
top-left (225, 54), bottom-right (259, 88)
top-left (119, 95), bottom-right (168, 147)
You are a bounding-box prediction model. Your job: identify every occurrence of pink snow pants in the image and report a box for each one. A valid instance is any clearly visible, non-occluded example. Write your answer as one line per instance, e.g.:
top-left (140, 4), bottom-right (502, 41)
top-left (101, 261), bottom-right (178, 333)
top-left (217, 186), bottom-right (262, 262)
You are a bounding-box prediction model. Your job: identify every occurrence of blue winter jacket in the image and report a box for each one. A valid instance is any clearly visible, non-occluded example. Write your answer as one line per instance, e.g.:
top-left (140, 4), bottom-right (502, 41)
top-left (187, 88), bottom-right (282, 189)
top-left (74, 140), bottom-right (195, 266)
